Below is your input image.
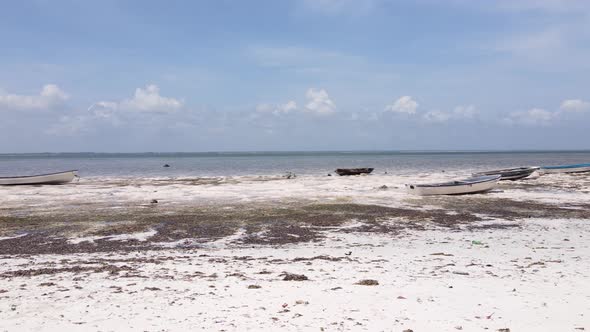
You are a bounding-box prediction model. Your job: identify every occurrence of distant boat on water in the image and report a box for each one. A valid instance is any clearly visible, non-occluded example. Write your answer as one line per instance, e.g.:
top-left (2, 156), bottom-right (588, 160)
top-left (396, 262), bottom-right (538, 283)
top-left (335, 168), bottom-right (374, 176)
top-left (540, 163), bottom-right (590, 174)
top-left (0, 170), bottom-right (78, 185)
top-left (405, 175), bottom-right (500, 196)
top-left (472, 166), bottom-right (539, 181)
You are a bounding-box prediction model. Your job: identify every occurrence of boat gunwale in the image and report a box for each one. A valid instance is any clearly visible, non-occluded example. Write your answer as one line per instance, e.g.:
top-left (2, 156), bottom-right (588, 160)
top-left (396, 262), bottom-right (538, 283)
top-left (0, 170), bottom-right (78, 180)
top-left (472, 166), bottom-right (539, 176)
top-left (408, 175), bottom-right (500, 188)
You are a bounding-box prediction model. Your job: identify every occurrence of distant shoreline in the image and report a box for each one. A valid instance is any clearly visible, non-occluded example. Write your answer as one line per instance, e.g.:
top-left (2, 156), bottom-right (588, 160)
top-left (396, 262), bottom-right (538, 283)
top-left (2, 149), bottom-right (590, 158)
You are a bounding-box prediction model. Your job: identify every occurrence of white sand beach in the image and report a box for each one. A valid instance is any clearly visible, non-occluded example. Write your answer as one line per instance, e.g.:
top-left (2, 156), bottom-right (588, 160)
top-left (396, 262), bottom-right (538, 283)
top-left (1, 172), bottom-right (589, 331)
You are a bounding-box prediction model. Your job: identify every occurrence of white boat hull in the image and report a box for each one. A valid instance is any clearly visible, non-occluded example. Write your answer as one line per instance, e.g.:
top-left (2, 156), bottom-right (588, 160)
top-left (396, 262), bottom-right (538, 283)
top-left (406, 175), bottom-right (500, 196)
top-left (0, 170), bottom-right (78, 185)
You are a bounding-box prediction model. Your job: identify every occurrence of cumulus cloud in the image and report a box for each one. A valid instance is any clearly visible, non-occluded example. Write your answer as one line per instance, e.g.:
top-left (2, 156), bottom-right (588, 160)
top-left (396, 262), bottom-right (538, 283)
top-left (560, 99), bottom-right (590, 112)
top-left (256, 101), bottom-right (297, 115)
top-left (93, 84), bottom-right (183, 114)
top-left (0, 84), bottom-right (69, 111)
top-left (124, 85), bottom-right (183, 112)
top-left (384, 96), bottom-right (418, 114)
top-left (504, 108), bottom-right (554, 126)
top-left (305, 88), bottom-right (336, 115)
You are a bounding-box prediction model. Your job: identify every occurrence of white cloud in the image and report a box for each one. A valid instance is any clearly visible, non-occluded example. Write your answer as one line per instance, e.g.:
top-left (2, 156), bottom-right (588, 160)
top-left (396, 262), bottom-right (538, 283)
top-left (123, 84), bottom-right (183, 113)
top-left (89, 101), bottom-right (118, 118)
top-left (0, 84), bottom-right (69, 111)
top-left (560, 99), bottom-right (590, 112)
top-left (94, 84), bottom-right (183, 114)
top-left (504, 108), bottom-right (555, 126)
top-left (305, 88), bottom-right (336, 115)
top-left (384, 96), bottom-right (418, 114)
top-left (256, 101), bottom-right (297, 115)
top-left (423, 110), bottom-right (451, 123)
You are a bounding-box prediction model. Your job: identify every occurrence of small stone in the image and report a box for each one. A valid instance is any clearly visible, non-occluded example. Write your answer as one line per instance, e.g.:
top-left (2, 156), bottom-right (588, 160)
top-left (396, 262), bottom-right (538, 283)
top-left (247, 285), bottom-right (261, 289)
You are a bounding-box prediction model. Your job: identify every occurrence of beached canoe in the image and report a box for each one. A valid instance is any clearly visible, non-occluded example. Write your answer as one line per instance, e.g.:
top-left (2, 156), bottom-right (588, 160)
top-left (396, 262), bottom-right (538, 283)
top-left (472, 166), bottom-right (540, 181)
top-left (540, 163), bottom-right (590, 174)
top-left (0, 170), bottom-right (78, 185)
top-left (335, 168), bottom-right (374, 176)
top-left (405, 175), bottom-right (500, 196)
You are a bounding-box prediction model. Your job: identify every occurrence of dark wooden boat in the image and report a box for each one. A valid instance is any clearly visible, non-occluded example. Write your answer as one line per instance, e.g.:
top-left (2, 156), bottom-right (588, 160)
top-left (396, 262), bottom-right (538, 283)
top-left (335, 168), bottom-right (374, 176)
top-left (472, 166), bottom-right (539, 181)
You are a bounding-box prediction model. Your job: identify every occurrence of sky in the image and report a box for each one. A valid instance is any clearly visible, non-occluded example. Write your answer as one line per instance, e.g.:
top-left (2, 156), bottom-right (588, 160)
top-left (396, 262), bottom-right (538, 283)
top-left (1, 0), bottom-right (589, 152)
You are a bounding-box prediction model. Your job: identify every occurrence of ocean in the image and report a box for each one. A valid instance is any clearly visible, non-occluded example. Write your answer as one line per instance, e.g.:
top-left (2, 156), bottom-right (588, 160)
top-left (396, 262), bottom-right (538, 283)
top-left (1, 151), bottom-right (590, 178)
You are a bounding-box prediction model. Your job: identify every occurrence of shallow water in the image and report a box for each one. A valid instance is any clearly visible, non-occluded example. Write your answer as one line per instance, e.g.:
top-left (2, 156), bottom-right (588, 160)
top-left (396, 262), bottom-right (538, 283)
top-left (1, 151), bottom-right (589, 177)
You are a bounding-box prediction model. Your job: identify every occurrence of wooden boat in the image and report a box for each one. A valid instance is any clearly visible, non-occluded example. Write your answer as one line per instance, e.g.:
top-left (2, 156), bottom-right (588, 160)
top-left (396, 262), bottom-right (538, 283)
top-left (540, 163), bottom-right (590, 174)
top-left (405, 175), bottom-right (500, 196)
top-left (0, 170), bottom-right (78, 185)
top-left (335, 168), bottom-right (374, 176)
top-left (472, 166), bottom-right (539, 181)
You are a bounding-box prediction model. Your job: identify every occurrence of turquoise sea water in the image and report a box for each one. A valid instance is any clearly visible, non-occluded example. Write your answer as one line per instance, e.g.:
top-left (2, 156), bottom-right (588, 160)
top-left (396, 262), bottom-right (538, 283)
top-left (1, 151), bottom-right (589, 177)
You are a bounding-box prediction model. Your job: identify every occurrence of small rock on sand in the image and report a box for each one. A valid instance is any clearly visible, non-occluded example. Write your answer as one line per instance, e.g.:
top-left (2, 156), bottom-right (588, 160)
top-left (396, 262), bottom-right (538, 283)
top-left (355, 279), bottom-right (379, 286)
top-left (247, 285), bottom-right (261, 289)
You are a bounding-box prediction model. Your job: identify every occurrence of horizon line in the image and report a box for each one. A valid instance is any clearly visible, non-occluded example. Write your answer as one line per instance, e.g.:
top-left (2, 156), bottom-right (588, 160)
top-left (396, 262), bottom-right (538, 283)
top-left (2, 149), bottom-right (590, 155)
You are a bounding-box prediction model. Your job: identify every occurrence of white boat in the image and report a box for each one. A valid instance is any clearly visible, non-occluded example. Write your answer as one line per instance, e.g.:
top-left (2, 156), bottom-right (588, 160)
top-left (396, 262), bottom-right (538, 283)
top-left (405, 175), bottom-right (500, 196)
top-left (540, 163), bottom-right (590, 174)
top-left (0, 170), bottom-right (78, 185)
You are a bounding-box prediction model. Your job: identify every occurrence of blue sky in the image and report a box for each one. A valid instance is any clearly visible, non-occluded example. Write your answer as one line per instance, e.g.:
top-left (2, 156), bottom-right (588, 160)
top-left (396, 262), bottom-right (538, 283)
top-left (1, 0), bottom-right (589, 152)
